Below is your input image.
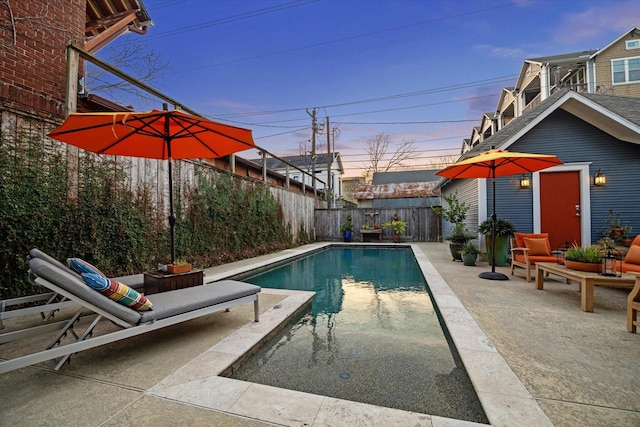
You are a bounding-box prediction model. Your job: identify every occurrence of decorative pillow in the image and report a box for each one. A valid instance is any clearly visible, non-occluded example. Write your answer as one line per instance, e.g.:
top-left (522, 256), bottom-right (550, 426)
top-left (81, 273), bottom-right (153, 311)
top-left (624, 245), bottom-right (640, 265)
top-left (524, 238), bottom-right (551, 256)
top-left (68, 258), bottom-right (106, 277)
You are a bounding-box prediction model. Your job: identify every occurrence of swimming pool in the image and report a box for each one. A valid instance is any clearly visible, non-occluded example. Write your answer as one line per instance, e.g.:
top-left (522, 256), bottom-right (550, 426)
top-left (230, 246), bottom-right (488, 423)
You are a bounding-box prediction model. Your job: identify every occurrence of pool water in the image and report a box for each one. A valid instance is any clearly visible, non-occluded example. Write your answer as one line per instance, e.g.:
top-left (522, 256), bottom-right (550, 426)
top-left (231, 247), bottom-right (487, 423)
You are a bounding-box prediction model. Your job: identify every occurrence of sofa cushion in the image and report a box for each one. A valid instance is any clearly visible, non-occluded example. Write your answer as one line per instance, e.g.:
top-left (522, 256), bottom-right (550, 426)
top-left (524, 238), bottom-right (551, 256)
top-left (625, 245), bottom-right (640, 265)
top-left (514, 232), bottom-right (550, 252)
top-left (81, 273), bottom-right (153, 311)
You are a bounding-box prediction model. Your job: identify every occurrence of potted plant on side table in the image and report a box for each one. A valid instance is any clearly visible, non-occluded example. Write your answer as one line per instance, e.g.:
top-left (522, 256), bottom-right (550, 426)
top-left (167, 260), bottom-right (192, 274)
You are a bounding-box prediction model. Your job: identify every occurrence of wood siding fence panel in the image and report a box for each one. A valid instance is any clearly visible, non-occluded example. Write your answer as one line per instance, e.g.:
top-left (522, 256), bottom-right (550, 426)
top-left (314, 207), bottom-right (441, 242)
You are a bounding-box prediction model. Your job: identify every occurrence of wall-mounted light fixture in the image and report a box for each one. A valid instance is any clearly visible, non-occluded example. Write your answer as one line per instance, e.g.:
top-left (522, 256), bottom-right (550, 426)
top-left (594, 169), bottom-right (606, 186)
top-left (519, 174), bottom-right (530, 188)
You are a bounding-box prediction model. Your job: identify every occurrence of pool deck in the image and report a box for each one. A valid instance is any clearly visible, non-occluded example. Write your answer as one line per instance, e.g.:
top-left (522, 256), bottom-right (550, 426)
top-left (1, 242), bottom-right (639, 426)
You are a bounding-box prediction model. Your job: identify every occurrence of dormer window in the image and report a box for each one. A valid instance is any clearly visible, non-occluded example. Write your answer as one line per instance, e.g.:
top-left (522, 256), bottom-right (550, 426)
top-left (626, 40), bottom-right (640, 50)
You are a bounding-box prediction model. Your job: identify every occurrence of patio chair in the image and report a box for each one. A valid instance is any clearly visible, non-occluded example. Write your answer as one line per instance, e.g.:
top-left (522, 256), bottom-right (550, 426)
top-left (620, 234), bottom-right (640, 274)
top-left (0, 252), bottom-right (260, 374)
top-left (510, 232), bottom-right (558, 282)
top-left (627, 272), bottom-right (640, 333)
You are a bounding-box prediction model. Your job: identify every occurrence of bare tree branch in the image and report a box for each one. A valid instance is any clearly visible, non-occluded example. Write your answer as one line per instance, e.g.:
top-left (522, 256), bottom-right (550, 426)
top-left (361, 132), bottom-right (418, 182)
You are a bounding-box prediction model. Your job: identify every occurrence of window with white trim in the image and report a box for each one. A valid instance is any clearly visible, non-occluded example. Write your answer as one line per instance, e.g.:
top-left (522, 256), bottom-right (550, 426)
top-left (626, 40), bottom-right (640, 50)
top-left (612, 57), bottom-right (640, 84)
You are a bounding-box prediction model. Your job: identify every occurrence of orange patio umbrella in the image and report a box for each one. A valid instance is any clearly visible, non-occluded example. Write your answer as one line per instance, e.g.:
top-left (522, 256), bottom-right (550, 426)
top-left (48, 105), bottom-right (256, 263)
top-left (437, 148), bottom-right (563, 280)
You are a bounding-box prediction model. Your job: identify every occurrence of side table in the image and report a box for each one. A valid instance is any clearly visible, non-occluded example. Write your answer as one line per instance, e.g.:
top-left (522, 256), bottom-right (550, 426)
top-left (143, 269), bottom-right (204, 294)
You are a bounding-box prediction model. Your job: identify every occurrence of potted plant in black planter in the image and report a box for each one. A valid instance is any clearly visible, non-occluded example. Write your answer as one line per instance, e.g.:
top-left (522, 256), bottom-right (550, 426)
top-left (479, 217), bottom-right (515, 267)
top-left (434, 192), bottom-right (471, 261)
top-left (340, 215), bottom-right (354, 242)
top-left (460, 241), bottom-right (483, 266)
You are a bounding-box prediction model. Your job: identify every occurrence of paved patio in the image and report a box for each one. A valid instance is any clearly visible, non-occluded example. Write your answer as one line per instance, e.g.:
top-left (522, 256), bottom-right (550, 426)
top-left (1, 242), bottom-right (638, 426)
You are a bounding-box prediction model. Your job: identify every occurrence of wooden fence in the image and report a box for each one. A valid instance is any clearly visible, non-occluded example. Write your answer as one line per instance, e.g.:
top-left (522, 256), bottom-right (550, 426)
top-left (314, 207), bottom-right (442, 242)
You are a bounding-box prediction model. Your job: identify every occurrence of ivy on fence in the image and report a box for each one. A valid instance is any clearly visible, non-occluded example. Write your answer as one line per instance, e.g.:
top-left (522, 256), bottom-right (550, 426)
top-left (0, 133), bottom-right (294, 299)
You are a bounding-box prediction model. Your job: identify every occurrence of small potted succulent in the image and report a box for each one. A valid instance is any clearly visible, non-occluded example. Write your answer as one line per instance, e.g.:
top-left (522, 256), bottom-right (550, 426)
top-left (167, 259), bottom-right (192, 274)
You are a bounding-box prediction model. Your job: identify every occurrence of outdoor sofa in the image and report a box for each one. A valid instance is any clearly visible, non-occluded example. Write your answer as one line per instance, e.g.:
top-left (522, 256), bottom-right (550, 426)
top-left (0, 249), bottom-right (261, 373)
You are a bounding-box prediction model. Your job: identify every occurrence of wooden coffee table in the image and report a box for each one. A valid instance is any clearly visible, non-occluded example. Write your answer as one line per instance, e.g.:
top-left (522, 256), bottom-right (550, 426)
top-left (535, 262), bottom-right (635, 312)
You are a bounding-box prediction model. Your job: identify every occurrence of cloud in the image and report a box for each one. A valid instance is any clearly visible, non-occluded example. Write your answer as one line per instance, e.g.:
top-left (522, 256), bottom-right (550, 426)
top-left (553, 1), bottom-right (640, 45)
top-left (474, 44), bottom-right (527, 59)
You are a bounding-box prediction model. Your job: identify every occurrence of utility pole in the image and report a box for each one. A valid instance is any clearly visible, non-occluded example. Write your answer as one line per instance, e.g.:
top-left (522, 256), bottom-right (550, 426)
top-left (326, 116), bottom-right (331, 207)
top-left (306, 108), bottom-right (317, 195)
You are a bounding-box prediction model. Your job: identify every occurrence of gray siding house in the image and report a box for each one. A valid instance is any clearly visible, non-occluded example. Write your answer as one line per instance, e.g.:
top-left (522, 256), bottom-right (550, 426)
top-left (438, 90), bottom-right (640, 251)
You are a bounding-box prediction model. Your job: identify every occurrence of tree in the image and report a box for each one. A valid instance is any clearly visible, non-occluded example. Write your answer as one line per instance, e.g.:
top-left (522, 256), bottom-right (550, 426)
top-left (361, 132), bottom-right (417, 183)
top-left (85, 42), bottom-right (169, 106)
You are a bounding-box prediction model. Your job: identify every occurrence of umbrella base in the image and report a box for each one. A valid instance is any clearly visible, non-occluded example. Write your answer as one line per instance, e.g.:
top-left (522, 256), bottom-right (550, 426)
top-left (479, 271), bottom-right (509, 281)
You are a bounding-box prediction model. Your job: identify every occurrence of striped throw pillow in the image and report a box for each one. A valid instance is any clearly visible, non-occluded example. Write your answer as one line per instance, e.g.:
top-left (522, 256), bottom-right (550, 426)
top-left (81, 273), bottom-right (153, 311)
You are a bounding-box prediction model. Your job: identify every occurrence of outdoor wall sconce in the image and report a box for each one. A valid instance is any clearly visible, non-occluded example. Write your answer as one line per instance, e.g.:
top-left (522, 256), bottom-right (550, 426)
top-left (594, 169), bottom-right (606, 186)
top-left (519, 174), bottom-right (530, 188)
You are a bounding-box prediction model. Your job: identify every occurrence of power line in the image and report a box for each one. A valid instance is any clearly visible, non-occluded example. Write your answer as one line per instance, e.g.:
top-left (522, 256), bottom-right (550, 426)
top-left (170, 2), bottom-right (512, 74)
top-left (217, 76), bottom-right (514, 120)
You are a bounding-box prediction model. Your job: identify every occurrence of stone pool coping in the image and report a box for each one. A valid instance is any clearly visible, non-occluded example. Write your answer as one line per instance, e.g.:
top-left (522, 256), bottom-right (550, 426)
top-left (147, 242), bottom-right (552, 426)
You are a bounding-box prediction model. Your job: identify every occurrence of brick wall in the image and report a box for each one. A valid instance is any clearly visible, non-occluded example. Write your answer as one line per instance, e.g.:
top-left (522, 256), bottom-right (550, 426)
top-left (0, 0), bottom-right (85, 119)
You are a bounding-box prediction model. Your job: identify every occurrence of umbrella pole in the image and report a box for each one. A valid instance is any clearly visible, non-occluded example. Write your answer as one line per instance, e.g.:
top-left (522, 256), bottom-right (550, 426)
top-left (480, 167), bottom-right (508, 281)
top-left (168, 155), bottom-right (176, 264)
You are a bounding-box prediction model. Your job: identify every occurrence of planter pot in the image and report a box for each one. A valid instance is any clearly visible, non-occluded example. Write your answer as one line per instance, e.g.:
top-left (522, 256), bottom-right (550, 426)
top-left (393, 234), bottom-right (400, 243)
top-left (485, 234), bottom-right (509, 267)
top-left (343, 230), bottom-right (352, 242)
top-left (564, 260), bottom-right (602, 273)
top-left (167, 263), bottom-right (192, 274)
top-left (461, 252), bottom-right (477, 266)
top-left (449, 242), bottom-right (464, 261)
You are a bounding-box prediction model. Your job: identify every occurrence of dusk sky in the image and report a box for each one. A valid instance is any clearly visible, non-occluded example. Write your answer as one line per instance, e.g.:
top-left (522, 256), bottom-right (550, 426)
top-left (96, 0), bottom-right (640, 177)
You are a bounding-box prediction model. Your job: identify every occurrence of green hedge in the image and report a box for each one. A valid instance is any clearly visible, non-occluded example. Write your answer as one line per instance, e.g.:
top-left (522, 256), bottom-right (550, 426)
top-left (0, 134), bottom-right (300, 299)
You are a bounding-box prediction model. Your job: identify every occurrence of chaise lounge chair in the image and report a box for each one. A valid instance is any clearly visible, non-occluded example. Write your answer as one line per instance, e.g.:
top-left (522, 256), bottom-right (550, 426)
top-left (1, 249), bottom-right (145, 329)
top-left (0, 250), bottom-right (261, 374)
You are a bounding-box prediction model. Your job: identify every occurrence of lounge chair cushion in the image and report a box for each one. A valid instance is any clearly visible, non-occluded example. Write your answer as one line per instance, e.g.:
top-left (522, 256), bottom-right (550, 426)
top-left (138, 280), bottom-right (261, 323)
top-left (68, 258), bottom-right (106, 277)
top-left (29, 258), bottom-right (142, 325)
top-left (524, 238), bottom-right (552, 256)
top-left (625, 245), bottom-right (640, 265)
top-left (81, 273), bottom-right (153, 311)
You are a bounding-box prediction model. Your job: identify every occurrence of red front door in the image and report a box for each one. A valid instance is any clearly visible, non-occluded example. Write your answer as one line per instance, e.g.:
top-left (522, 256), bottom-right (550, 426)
top-left (540, 171), bottom-right (581, 249)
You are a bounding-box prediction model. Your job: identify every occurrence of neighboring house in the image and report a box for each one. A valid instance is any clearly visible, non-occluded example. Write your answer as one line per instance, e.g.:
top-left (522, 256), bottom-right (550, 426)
top-left (340, 176), bottom-right (363, 207)
top-left (438, 89), bottom-right (640, 251)
top-left (251, 152), bottom-right (344, 199)
top-left (352, 170), bottom-right (440, 209)
top-left (467, 27), bottom-right (640, 150)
